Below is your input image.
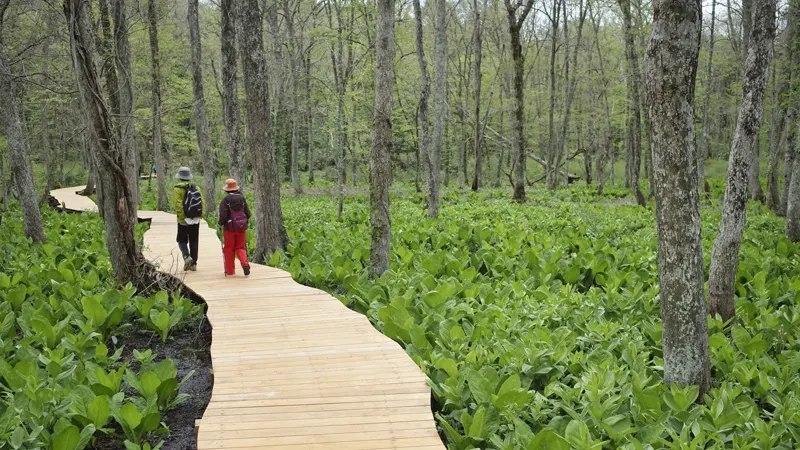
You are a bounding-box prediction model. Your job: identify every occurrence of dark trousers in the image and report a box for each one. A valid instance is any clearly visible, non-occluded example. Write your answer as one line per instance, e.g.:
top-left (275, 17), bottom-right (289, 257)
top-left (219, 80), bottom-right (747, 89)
top-left (176, 224), bottom-right (199, 263)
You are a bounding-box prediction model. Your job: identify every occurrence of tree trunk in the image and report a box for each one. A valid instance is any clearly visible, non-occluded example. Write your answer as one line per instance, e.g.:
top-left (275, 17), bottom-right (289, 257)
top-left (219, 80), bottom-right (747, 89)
top-left (0, 33), bottom-right (45, 242)
top-left (645, 0), bottom-right (710, 394)
top-left (306, 54), bottom-right (314, 184)
top-left (708, 0), bottom-right (776, 322)
top-left (79, 132), bottom-right (96, 196)
top-left (698, 0), bottom-right (715, 194)
top-left (545, 0), bottom-right (560, 189)
top-left (619, 0), bottom-right (645, 205)
top-left (413, 0), bottom-right (430, 183)
top-left (781, 122), bottom-right (797, 215)
top-left (506, 0), bottom-right (534, 202)
top-left (369, 0), bottom-right (395, 276)
top-left (471, 0), bottom-right (484, 191)
top-left (221, 0), bottom-right (244, 189)
top-left (414, 0), bottom-right (433, 213)
top-left (65, 0), bottom-right (163, 287)
top-left (147, 0), bottom-right (169, 211)
top-left (786, 128), bottom-right (800, 240)
top-left (765, 54), bottom-right (780, 208)
top-left (97, 0), bottom-right (120, 119)
top-left (459, 91), bottom-right (467, 189)
top-left (112, 0), bottom-right (139, 205)
top-left (239, 0), bottom-right (289, 261)
top-left (773, 0), bottom-right (798, 214)
top-left (743, 0), bottom-right (753, 52)
top-left (326, 0), bottom-right (349, 217)
top-left (429, 0), bottom-right (446, 217)
top-left (591, 6), bottom-right (612, 195)
top-left (283, 1), bottom-right (302, 195)
top-left (555, 0), bottom-right (588, 189)
top-left (188, 0), bottom-right (217, 207)
top-left (41, 38), bottom-right (58, 193)
top-left (749, 150), bottom-right (765, 200)
top-left (495, 81), bottom-right (505, 188)
top-left (726, 0), bottom-right (741, 54)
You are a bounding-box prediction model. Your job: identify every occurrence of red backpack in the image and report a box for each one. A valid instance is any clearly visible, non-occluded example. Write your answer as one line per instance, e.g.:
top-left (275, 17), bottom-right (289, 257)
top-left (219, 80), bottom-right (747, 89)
top-left (225, 194), bottom-right (249, 231)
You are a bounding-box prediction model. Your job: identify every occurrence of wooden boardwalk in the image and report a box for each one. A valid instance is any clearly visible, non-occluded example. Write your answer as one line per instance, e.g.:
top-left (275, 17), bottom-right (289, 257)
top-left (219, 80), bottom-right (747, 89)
top-left (50, 187), bottom-right (444, 450)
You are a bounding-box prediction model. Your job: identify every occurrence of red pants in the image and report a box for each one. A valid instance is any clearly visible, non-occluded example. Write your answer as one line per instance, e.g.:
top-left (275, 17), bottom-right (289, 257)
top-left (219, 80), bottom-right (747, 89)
top-left (223, 229), bottom-right (249, 275)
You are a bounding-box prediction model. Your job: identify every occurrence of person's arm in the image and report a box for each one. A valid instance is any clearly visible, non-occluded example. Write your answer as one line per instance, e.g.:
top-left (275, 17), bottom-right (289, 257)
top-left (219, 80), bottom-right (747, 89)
top-left (173, 186), bottom-right (185, 223)
top-left (218, 197), bottom-right (229, 226)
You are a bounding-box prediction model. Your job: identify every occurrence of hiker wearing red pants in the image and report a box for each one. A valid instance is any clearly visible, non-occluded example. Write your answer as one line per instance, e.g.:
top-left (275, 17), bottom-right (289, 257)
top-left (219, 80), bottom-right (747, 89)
top-left (218, 179), bottom-right (252, 276)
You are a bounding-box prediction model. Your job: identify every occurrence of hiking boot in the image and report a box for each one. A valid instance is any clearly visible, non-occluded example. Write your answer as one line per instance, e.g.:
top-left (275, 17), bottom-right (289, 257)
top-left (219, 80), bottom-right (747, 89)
top-left (242, 263), bottom-right (251, 276)
top-left (189, 264), bottom-right (197, 271)
top-left (183, 256), bottom-right (194, 271)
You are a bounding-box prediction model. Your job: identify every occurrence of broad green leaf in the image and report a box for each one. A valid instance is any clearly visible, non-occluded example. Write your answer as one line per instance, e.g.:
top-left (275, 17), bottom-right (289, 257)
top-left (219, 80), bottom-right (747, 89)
top-left (52, 424), bottom-right (80, 450)
top-left (466, 405), bottom-right (488, 439)
top-left (87, 395), bottom-right (110, 428)
top-left (467, 366), bottom-right (499, 404)
top-left (119, 403), bottom-right (142, 431)
top-left (422, 290), bottom-right (446, 308)
top-left (434, 357), bottom-right (459, 378)
top-left (529, 429), bottom-right (569, 450)
top-left (81, 296), bottom-right (108, 328)
top-left (9, 427), bottom-right (24, 450)
top-left (156, 378), bottom-right (178, 410)
top-left (141, 372), bottom-right (162, 397)
top-left (7, 285), bottom-right (27, 309)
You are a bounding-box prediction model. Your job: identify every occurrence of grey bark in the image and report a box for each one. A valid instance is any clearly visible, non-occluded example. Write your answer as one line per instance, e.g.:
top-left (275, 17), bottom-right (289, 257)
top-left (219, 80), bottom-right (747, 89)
top-left (98, 0), bottom-right (120, 119)
top-left (369, 0), bottom-right (395, 276)
top-left (414, 0), bottom-right (432, 212)
top-left (0, 23), bottom-right (45, 242)
top-left (743, 0), bottom-right (753, 51)
top-left (79, 131), bottom-right (96, 196)
top-left (619, 0), bottom-right (645, 205)
top-left (780, 119), bottom-right (797, 215)
top-left (326, 0), bottom-right (351, 217)
top-left (708, 0), bottom-right (776, 322)
top-left (506, 0), bottom-right (535, 202)
top-left (188, 0), bottom-right (216, 206)
top-left (726, 0), bottom-right (741, 54)
top-left (305, 53), bottom-right (314, 184)
top-left (545, 0), bottom-right (560, 189)
top-left (590, 6), bottom-right (612, 195)
top-left (786, 126), bottom-right (800, 240)
top-left (429, 0), bottom-right (446, 217)
top-left (41, 38), bottom-right (58, 192)
top-left (282, 0), bottom-right (302, 195)
top-left (645, 0), bottom-right (710, 393)
top-left (698, 0), bottom-right (716, 193)
top-left (555, 0), bottom-right (588, 189)
top-left (65, 0), bottom-right (160, 287)
top-left (221, 0), bottom-right (244, 189)
top-left (471, 0), bottom-right (485, 191)
top-left (112, 0), bottom-right (139, 205)
top-left (773, 0), bottom-right (798, 214)
top-left (765, 52), bottom-right (780, 209)
top-left (148, 0), bottom-right (169, 211)
top-left (238, 0), bottom-right (289, 261)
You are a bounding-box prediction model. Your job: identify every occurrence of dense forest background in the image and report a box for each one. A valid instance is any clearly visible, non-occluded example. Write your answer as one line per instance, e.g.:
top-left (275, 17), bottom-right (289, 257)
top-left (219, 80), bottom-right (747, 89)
top-left (1, 0), bottom-right (795, 197)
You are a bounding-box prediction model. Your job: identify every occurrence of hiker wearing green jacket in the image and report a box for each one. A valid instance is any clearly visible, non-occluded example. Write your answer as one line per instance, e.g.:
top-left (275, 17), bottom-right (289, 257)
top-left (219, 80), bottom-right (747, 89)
top-left (173, 167), bottom-right (205, 271)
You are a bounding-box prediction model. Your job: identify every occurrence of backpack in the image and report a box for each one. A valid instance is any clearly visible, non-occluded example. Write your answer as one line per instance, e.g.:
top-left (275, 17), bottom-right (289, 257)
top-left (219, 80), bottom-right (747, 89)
top-left (226, 194), bottom-right (249, 231)
top-left (182, 184), bottom-right (203, 218)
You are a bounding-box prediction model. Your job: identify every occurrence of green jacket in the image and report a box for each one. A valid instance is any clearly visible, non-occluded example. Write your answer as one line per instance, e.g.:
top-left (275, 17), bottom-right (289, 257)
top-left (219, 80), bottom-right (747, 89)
top-left (173, 181), bottom-right (205, 223)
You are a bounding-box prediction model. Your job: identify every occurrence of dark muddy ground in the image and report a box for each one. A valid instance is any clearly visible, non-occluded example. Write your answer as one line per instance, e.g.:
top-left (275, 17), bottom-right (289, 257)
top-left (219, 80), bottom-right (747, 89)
top-left (94, 311), bottom-right (212, 450)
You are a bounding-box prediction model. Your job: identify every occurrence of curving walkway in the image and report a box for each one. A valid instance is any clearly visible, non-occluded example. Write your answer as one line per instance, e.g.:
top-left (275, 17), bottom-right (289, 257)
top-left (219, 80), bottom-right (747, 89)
top-left (51, 187), bottom-right (444, 450)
